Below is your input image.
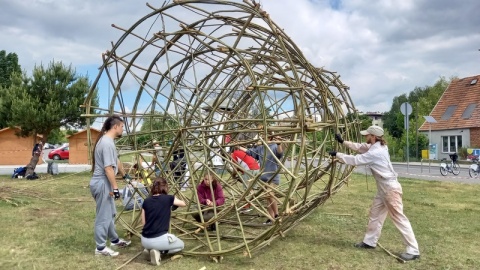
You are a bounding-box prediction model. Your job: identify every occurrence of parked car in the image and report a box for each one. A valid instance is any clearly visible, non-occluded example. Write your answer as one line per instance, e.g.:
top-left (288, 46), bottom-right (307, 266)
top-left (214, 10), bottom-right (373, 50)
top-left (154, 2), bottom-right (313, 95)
top-left (48, 146), bottom-right (69, 160)
top-left (43, 143), bottom-right (56, 149)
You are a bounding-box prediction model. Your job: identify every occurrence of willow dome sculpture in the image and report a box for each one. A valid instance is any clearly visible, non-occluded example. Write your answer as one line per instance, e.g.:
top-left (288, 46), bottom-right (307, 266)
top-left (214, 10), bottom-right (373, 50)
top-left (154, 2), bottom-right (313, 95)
top-left (84, 0), bottom-right (360, 259)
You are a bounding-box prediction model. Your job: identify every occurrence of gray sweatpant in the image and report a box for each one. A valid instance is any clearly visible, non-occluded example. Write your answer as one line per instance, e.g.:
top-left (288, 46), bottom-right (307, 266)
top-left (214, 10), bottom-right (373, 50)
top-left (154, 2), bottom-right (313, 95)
top-left (141, 233), bottom-right (184, 254)
top-left (90, 177), bottom-right (119, 249)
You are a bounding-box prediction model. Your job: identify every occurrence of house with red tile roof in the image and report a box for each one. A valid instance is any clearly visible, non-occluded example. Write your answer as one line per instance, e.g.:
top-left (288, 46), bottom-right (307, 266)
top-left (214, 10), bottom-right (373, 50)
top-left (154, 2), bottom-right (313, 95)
top-left (418, 75), bottom-right (480, 160)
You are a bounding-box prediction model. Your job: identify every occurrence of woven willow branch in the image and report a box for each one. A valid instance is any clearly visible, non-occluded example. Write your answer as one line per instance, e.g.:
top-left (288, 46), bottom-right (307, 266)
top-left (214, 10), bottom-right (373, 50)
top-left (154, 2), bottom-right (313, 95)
top-left (84, 0), bottom-right (360, 258)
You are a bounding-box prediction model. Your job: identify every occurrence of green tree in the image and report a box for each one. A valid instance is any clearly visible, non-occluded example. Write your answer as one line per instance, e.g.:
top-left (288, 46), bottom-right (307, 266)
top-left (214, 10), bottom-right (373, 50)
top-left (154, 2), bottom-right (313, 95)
top-left (383, 77), bottom-right (450, 141)
top-left (138, 112), bottom-right (180, 146)
top-left (0, 50), bottom-right (21, 88)
top-left (2, 61), bottom-right (99, 174)
top-left (383, 94), bottom-right (408, 139)
top-left (5, 61), bottom-right (99, 136)
top-left (0, 50), bottom-right (22, 128)
top-left (47, 128), bottom-right (69, 144)
top-left (397, 128), bottom-right (429, 160)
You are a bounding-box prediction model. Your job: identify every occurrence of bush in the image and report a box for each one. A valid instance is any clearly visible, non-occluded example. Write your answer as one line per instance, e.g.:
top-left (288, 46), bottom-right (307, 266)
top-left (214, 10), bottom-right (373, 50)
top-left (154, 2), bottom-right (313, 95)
top-left (458, 147), bottom-right (468, 159)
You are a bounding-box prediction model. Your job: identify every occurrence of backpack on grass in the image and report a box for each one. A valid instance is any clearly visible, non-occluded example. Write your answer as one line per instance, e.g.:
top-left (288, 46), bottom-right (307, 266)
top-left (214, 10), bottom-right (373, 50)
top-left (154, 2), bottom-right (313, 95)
top-left (11, 167), bottom-right (27, 179)
top-left (26, 172), bottom-right (39, 180)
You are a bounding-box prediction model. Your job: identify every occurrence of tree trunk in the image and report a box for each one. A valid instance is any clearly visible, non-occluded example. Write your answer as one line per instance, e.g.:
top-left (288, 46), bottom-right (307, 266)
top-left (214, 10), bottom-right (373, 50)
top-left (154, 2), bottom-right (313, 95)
top-left (25, 143), bottom-right (43, 176)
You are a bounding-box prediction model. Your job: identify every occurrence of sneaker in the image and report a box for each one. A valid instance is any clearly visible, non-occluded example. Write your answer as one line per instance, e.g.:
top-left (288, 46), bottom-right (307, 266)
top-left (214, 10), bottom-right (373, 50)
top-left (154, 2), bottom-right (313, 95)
top-left (142, 248), bottom-right (150, 261)
top-left (353, 242), bottom-right (375, 249)
top-left (95, 247), bottom-right (119, 256)
top-left (110, 238), bottom-right (131, 248)
top-left (263, 219), bottom-right (272, 225)
top-left (240, 204), bottom-right (253, 213)
top-left (150, 249), bottom-right (161, 266)
top-left (399, 253), bottom-right (420, 261)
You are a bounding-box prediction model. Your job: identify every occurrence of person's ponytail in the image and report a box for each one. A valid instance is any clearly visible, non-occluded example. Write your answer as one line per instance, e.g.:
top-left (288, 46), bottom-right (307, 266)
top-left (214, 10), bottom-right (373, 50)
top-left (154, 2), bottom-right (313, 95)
top-left (377, 137), bottom-right (387, 146)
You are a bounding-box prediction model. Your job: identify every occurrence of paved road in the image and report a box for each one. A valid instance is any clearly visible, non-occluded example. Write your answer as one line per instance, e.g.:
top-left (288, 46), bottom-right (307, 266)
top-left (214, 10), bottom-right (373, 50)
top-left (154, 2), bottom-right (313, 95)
top-left (1, 158), bottom-right (479, 185)
top-left (355, 163), bottom-right (480, 185)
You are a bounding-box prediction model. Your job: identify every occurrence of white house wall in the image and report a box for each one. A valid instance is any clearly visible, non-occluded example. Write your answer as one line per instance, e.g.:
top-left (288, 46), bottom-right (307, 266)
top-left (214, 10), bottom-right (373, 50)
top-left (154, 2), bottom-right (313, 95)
top-left (420, 128), bottom-right (470, 160)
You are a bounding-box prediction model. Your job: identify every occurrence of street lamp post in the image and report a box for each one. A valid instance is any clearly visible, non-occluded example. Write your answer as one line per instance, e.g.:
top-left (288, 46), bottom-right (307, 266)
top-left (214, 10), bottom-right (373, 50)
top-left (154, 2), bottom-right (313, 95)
top-left (423, 115), bottom-right (437, 159)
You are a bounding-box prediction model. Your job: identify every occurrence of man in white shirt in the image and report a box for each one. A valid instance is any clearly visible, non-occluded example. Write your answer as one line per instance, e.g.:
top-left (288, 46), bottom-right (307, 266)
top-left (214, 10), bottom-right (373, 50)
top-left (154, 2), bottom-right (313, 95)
top-left (329, 125), bottom-right (420, 262)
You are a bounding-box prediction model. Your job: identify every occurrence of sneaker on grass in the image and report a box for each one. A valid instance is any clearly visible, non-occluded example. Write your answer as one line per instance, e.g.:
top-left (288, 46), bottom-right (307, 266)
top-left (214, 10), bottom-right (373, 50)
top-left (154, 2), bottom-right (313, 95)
top-left (240, 205), bottom-right (253, 214)
top-left (263, 219), bottom-right (272, 225)
top-left (95, 247), bottom-right (119, 256)
top-left (110, 238), bottom-right (131, 248)
top-left (150, 249), bottom-right (161, 265)
top-left (143, 248), bottom-right (150, 261)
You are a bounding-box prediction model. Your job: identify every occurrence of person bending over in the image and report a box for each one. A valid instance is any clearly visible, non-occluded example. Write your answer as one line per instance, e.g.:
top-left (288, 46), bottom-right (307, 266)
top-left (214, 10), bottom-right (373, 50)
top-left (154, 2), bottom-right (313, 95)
top-left (329, 126), bottom-right (420, 262)
top-left (238, 132), bottom-right (284, 225)
top-left (231, 148), bottom-right (260, 189)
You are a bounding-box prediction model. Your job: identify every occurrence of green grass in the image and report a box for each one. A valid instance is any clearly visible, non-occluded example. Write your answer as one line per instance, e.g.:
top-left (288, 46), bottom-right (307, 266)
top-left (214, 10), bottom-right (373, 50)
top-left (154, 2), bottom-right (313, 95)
top-left (0, 172), bottom-right (479, 269)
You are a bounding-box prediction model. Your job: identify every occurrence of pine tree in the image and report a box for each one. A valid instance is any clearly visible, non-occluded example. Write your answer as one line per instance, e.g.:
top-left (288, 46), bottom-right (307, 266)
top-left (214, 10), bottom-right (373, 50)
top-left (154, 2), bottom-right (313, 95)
top-left (3, 61), bottom-right (99, 176)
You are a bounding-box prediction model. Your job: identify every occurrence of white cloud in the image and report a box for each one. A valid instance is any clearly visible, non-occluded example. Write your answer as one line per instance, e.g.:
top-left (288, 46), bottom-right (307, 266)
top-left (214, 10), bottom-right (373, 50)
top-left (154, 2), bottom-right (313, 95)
top-left (1, 0), bottom-right (479, 115)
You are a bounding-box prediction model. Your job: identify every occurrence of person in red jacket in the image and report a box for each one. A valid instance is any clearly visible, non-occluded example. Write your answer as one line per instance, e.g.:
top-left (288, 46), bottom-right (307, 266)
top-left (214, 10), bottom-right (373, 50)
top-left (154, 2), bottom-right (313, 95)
top-left (193, 172), bottom-right (225, 230)
top-left (231, 148), bottom-right (260, 189)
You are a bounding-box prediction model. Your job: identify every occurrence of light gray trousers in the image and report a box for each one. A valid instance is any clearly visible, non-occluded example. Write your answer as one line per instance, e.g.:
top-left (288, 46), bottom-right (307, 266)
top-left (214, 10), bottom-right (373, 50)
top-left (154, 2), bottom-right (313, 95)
top-left (90, 177), bottom-right (119, 249)
top-left (141, 233), bottom-right (184, 254)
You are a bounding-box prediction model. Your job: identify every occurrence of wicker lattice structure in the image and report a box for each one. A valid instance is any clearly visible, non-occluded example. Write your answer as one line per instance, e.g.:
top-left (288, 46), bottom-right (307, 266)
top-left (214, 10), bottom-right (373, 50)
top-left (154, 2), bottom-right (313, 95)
top-left (84, 0), bottom-right (360, 259)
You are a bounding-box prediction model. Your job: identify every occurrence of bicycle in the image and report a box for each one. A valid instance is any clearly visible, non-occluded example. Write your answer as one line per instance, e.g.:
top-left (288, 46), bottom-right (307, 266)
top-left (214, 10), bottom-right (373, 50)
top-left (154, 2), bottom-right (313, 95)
top-left (469, 156), bottom-right (480, 178)
top-left (439, 153), bottom-right (460, 176)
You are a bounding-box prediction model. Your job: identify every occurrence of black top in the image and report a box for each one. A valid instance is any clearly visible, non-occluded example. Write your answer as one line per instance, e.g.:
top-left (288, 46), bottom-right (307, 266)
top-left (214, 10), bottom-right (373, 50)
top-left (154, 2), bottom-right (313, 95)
top-left (142, 195), bottom-right (174, 238)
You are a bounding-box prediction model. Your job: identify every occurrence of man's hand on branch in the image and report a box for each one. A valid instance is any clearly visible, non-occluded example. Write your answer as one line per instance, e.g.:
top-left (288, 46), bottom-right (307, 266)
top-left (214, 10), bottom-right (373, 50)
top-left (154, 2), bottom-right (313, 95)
top-left (274, 136), bottom-right (283, 145)
top-left (335, 133), bottom-right (344, 144)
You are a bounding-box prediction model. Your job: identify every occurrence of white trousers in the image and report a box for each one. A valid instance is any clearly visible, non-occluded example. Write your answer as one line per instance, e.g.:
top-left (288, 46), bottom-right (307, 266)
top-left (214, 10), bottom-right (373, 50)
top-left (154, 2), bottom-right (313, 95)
top-left (363, 190), bottom-right (420, 255)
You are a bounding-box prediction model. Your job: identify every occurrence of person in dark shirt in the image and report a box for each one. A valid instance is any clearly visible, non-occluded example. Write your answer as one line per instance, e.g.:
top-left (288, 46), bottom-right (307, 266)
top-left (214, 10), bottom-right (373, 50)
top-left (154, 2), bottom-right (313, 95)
top-left (141, 177), bottom-right (186, 265)
top-left (32, 141), bottom-right (43, 157)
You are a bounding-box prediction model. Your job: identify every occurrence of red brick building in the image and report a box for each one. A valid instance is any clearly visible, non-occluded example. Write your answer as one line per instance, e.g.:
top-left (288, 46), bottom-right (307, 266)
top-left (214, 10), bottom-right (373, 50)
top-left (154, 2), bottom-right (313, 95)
top-left (419, 75), bottom-right (480, 160)
top-left (67, 128), bottom-right (101, 164)
top-left (0, 127), bottom-right (43, 165)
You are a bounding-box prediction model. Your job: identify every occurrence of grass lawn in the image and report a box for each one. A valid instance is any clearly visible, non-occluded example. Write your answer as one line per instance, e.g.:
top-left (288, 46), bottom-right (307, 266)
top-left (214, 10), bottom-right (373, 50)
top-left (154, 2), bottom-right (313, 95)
top-left (0, 172), bottom-right (479, 269)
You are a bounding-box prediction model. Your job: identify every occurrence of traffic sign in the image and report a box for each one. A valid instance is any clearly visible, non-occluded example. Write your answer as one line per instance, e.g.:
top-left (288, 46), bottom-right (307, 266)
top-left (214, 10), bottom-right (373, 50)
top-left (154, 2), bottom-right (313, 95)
top-left (400, 102), bottom-right (412, 116)
top-left (400, 102), bottom-right (412, 172)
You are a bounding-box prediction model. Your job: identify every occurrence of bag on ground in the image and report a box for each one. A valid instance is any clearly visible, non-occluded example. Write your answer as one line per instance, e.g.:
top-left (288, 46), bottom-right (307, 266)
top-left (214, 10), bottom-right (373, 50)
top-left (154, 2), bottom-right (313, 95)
top-left (12, 167), bottom-right (27, 178)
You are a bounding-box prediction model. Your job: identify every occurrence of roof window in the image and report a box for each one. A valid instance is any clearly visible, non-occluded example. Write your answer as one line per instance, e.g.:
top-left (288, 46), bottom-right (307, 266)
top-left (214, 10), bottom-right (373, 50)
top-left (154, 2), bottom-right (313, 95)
top-left (441, 105), bottom-right (457, 120)
top-left (461, 103), bottom-right (477, 119)
top-left (471, 79), bottom-right (478, 85)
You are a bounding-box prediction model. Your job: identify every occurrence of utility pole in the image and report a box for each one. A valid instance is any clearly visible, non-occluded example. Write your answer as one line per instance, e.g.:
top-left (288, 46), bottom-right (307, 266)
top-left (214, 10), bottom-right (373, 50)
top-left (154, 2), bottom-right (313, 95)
top-left (416, 102), bottom-right (419, 160)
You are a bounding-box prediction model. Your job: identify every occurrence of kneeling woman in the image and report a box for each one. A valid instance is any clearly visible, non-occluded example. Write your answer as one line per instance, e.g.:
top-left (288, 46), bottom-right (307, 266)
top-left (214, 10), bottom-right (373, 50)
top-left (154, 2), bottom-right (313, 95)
top-left (141, 178), bottom-right (186, 265)
top-left (193, 172), bottom-right (225, 230)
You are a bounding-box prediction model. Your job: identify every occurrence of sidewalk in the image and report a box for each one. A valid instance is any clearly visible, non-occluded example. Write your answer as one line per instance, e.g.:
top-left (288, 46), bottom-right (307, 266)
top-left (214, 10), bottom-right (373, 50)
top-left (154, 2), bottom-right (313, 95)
top-left (0, 163), bottom-right (91, 176)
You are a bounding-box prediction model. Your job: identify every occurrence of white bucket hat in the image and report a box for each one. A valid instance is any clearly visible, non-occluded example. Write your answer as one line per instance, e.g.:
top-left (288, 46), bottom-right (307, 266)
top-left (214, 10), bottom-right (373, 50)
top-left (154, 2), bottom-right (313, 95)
top-left (360, 125), bottom-right (384, 137)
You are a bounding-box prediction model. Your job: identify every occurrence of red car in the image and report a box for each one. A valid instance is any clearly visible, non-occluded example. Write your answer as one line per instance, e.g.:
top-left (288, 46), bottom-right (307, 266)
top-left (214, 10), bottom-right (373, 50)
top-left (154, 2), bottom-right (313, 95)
top-left (48, 146), bottom-right (69, 160)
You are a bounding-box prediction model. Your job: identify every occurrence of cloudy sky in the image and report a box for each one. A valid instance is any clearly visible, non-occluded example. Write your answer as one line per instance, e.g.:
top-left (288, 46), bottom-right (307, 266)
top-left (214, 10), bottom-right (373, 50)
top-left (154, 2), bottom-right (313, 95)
top-left (1, 0), bottom-right (479, 116)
